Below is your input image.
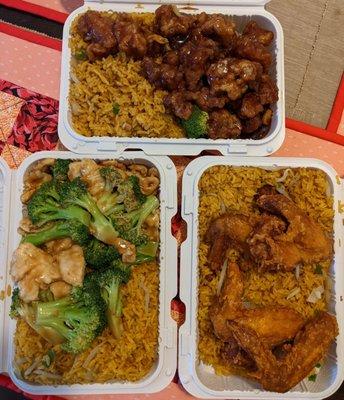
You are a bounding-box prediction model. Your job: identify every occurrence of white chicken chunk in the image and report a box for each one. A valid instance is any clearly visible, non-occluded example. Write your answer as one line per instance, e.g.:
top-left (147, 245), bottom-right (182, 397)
top-left (56, 245), bottom-right (85, 287)
top-left (68, 159), bottom-right (105, 198)
top-left (45, 238), bottom-right (73, 254)
top-left (50, 281), bottom-right (72, 299)
top-left (10, 243), bottom-right (61, 303)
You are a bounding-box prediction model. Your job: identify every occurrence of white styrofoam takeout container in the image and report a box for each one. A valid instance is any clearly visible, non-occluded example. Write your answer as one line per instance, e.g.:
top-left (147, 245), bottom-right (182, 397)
top-left (179, 156), bottom-right (344, 399)
top-left (59, 0), bottom-right (285, 156)
top-left (0, 151), bottom-right (178, 395)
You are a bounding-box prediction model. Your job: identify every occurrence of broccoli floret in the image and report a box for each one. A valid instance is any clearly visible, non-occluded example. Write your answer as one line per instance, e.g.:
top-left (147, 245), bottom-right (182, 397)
top-left (111, 241), bottom-right (158, 268)
top-left (111, 195), bottom-right (159, 246)
top-left (96, 167), bottom-right (125, 216)
top-left (27, 181), bottom-right (91, 227)
top-left (9, 288), bottom-right (21, 319)
top-left (51, 159), bottom-right (72, 182)
top-left (10, 288), bottom-right (64, 345)
top-left (117, 175), bottom-right (146, 212)
top-left (83, 238), bottom-right (120, 270)
top-left (181, 105), bottom-right (209, 139)
top-left (94, 267), bottom-right (131, 338)
top-left (22, 219), bottom-right (90, 247)
top-left (35, 275), bottom-right (107, 354)
top-left (58, 178), bottom-right (119, 245)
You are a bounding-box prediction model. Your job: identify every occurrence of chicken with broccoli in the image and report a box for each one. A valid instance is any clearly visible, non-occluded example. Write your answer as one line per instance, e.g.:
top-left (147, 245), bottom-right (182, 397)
top-left (10, 158), bottom-right (161, 358)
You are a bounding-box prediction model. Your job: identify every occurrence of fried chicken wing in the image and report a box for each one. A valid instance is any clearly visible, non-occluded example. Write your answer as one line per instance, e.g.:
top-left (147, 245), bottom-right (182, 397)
top-left (211, 261), bottom-right (304, 346)
top-left (205, 213), bottom-right (255, 270)
top-left (250, 185), bottom-right (333, 271)
top-left (228, 312), bottom-right (338, 392)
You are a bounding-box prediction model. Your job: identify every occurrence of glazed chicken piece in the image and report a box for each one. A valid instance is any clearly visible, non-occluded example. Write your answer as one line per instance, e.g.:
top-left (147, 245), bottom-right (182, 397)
top-left (77, 10), bottom-right (117, 61)
top-left (68, 159), bottom-right (105, 198)
top-left (154, 5), bottom-right (194, 38)
top-left (164, 91), bottom-right (193, 120)
top-left (49, 281), bottom-right (72, 299)
top-left (179, 40), bottom-right (218, 90)
top-left (235, 25), bottom-right (273, 70)
top-left (114, 16), bottom-right (147, 59)
top-left (208, 109), bottom-right (242, 139)
top-left (142, 57), bottom-right (184, 92)
top-left (207, 58), bottom-right (262, 101)
top-left (56, 245), bottom-right (85, 287)
top-left (243, 21), bottom-right (274, 46)
top-left (184, 88), bottom-right (227, 112)
top-left (211, 261), bottom-right (305, 347)
top-left (249, 185), bottom-right (333, 271)
top-left (239, 92), bottom-right (264, 118)
top-left (205, 213), bottom-right (255, 270)
top-left (228, 312), bottom-right (338, 392)
top-left (11, 243), bottom-right (61, 303)
top-left (258, 74), bottom-right (279, 105)
top-left (241, 114), bottom-right (263, 135)
top-left (197, 13), bottom-right (236, 47)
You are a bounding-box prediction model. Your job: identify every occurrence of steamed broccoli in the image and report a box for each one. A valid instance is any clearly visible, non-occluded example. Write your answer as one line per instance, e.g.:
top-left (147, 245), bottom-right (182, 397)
top-left (58, 178), bottom-right (119, 246)
top-left (94, 267), bottom-right (131, 338)
top-left (22, 219), bottom-right (90, 247)
top-left (96, 167), bottom-right (125, 215)
top-left (27, 181), bottom-right (91, 227)
top-left (35, 275), bottom-right (107, 354)
top-left (10, 288), bottom-right (64, 345)
top-left (111, 242), bottom-right (159, 269)
top-left (83, 238), bottom-right (120, 270)
top-left (111, 195), bottom-right (159, 246)
top-left (117, 175), bottom-right (146, 212)
top-left (51, 159), bottom-right (72, 182)
top-left (181, 105), bottom-right (209, 139)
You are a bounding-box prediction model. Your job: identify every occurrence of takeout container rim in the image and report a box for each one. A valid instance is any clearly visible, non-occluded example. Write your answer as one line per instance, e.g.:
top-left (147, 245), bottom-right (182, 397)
top-left (0, 151), bottom-right (178, 395)
top-left (58, 0), bottom-right (285, 156)
top-left (178, 155), bottom-right (344, 399)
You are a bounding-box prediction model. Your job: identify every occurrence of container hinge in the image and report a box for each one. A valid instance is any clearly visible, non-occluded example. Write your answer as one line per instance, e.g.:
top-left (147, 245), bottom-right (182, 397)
top-left (162, 327), bottom-right (174, 349)
top-left (226, 144), bottom-right (248, 154)
top-left (180, 332), bottom-right (191, 356)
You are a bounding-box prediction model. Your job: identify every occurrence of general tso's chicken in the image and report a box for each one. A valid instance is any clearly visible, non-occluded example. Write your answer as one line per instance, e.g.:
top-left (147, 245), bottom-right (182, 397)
top-left (163, 91), bottom-right (193, 120)
top-left (11, 243), bottom-right (61, 302)
top-left (77, 10), bottom-right (117, 61)
top-left (228, 311), bottom-right (338, 392)
top-left (205, 213), bottom-right (255, 270)
top-left (240, 92), bottom-right (264, 119)
top-left (154, 5), bottom-right (194, 38)
top-left (242, 21), bottom-right (274, 46)
top-left (208, 109), bottom-right (242, 139)
top-left (207, 58), bottom-right (262, 101)
top-left (142, 57), bottom-right (184, 92)
top-left (249, 185), bottom-right (333, 271)
top-left (197, 13), bottom-right (236, 47)
top-left (56, 245), bottom-right (85, 287)
top-left (114, 16), bottom-right (148, 59)
top-left (68, 159), bottom-right (105, 198)
top-left (211, 262), bottom-right (305, 346)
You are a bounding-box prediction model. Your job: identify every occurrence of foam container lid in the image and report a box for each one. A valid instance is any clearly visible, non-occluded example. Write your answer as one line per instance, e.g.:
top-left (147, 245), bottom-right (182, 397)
top-left (0, 151), bottom-right (178, 395)
top-left (179, 156), bottom-right (344, 399)
top-left (0, 157), bottom-right (11, 373)
top-left (59, 0), bottom-right (285, 156)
